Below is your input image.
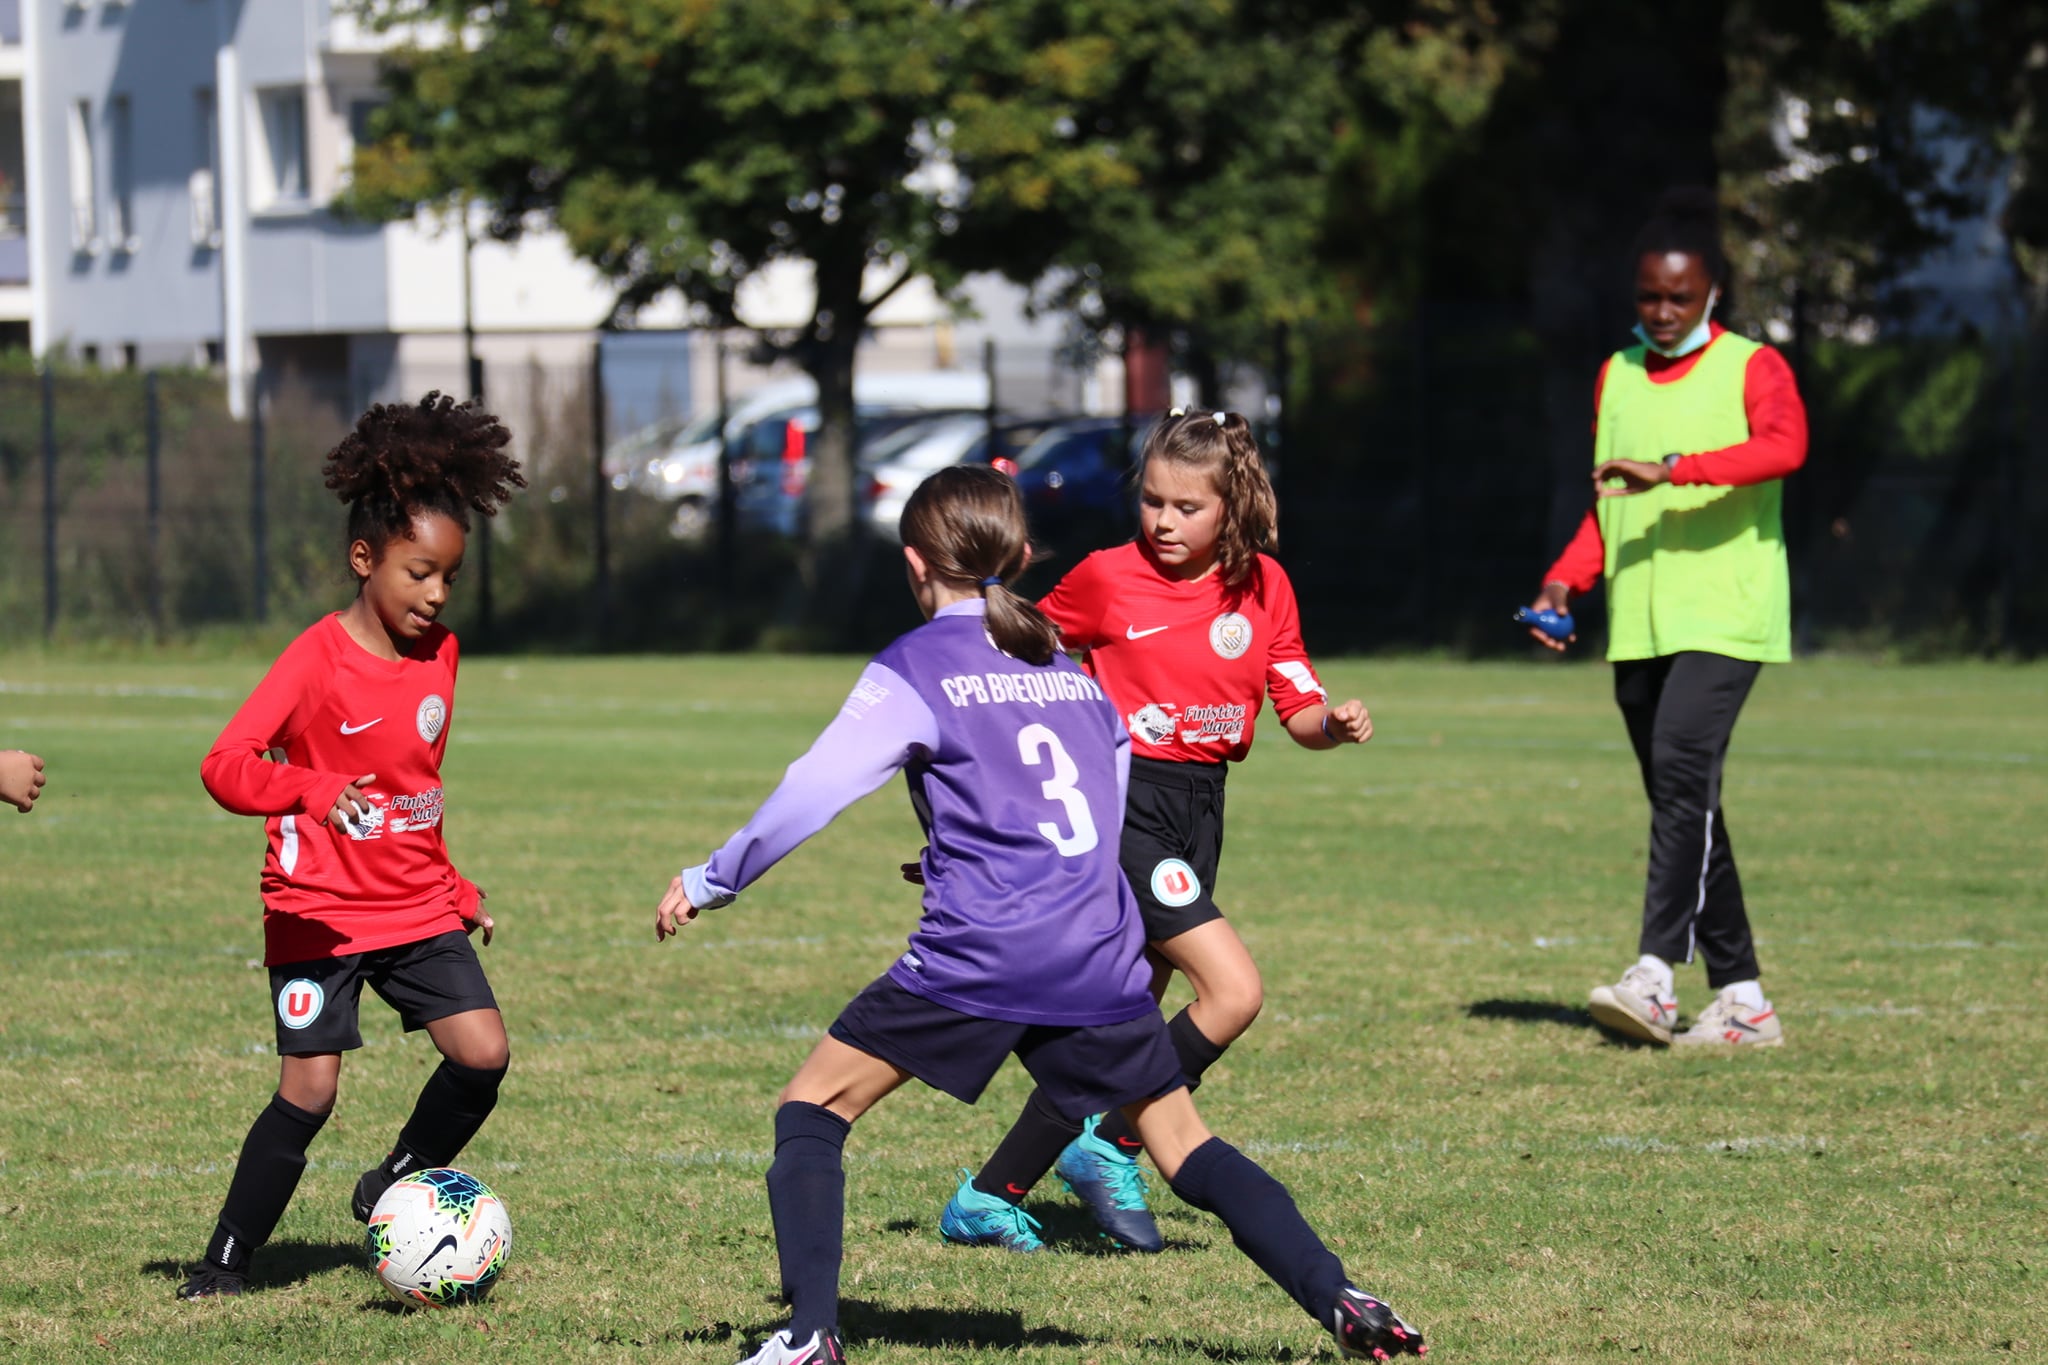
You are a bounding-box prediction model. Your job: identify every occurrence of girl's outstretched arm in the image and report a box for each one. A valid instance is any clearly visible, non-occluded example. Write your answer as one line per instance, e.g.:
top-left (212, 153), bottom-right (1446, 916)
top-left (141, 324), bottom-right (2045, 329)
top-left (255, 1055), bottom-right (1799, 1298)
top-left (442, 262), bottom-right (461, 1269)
top-left (658, 664), bottom-right (939, 933)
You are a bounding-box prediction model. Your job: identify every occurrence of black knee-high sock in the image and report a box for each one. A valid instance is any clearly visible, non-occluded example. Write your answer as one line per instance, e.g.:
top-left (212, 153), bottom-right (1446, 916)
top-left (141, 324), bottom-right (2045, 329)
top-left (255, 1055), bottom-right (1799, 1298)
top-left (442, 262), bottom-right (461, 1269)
top-left (972, 1088), bottom-right (1082, 1204)
top-left (766, 1101), bottom-right (851, 1343)
top-left (206, 1092), bottom-right (329, 1272)
top-left (1168, 1137), bottom-right (1348, 1327)
top-left (383, 1059), bottom-right (506, 1175)
top-left (1095, 1008), bottom-right (1229, 1150)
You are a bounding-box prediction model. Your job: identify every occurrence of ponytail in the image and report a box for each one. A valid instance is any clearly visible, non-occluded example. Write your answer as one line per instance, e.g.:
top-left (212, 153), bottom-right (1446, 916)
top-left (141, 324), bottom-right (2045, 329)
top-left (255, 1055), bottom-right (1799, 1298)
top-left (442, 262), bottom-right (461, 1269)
top-left (1140, 410), bottom-right (1277, 587)
top-left (900, 466), bottom-right (1061, 665)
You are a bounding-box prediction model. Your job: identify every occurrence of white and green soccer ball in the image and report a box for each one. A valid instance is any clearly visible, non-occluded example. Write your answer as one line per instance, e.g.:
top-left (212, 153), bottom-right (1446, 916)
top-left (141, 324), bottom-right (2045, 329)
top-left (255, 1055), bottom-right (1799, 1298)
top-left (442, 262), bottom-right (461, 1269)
top-left (366, 1167), bottom-right (512, 1307)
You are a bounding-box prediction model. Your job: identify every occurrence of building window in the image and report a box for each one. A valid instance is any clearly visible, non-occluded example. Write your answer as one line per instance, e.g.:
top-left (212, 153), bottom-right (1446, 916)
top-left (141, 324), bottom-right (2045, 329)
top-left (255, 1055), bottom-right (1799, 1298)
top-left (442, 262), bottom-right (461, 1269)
top-left (190, 88), bottom-right (220, 247)
top-left (347, 97), bottom-right (386, 150)
top-left (253, 87), bottom-right (308, 208)
top-left (66, 98), bottom-right (96, 251)
top-left (108, 95), bottom-right (135, 252)
top-left (121, 343), bottom-right (139, 371)
top-left (80, 342), bottom-right (99, 367)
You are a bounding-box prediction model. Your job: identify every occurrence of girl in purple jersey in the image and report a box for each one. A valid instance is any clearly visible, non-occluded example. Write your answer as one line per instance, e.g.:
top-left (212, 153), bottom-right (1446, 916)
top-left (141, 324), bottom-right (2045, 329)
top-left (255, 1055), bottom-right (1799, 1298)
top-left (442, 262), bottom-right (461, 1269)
top-left (652, 466), bottom-right (1424, 1365)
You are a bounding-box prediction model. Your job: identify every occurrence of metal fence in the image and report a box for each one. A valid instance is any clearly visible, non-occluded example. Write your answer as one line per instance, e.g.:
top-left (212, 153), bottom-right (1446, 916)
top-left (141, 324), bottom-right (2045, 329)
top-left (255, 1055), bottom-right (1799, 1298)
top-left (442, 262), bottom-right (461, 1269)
top-left (0, 321), bottom-right (2041, 655)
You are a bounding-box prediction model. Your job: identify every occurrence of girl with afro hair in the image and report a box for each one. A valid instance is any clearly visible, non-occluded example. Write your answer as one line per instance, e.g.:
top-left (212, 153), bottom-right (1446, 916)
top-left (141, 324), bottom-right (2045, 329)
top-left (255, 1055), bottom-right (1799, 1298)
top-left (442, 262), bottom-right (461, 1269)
top-left (179, 394), bottom-right (525, 1298)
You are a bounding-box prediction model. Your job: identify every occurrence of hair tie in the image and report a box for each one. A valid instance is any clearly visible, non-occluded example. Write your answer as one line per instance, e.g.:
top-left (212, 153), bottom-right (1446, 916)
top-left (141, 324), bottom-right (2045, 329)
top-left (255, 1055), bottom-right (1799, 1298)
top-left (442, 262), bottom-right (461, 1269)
top-left (1168, 407), bottom-right (1187, 418)
top-left (1212, 411), bottom-right (1227, 426)
top-left (980, 576), bottom-right (1003, 589)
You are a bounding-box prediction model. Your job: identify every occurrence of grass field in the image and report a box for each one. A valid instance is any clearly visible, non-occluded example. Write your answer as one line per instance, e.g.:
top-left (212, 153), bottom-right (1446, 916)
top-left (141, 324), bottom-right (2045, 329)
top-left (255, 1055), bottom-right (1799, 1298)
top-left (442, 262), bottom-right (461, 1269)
top-left (0, 651), bottom-right (2041, 1364)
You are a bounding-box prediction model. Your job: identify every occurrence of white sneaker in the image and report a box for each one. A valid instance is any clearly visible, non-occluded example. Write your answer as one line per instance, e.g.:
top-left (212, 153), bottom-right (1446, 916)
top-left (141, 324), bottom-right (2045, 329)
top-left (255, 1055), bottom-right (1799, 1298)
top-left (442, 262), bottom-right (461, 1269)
top-left (737, 1329), bottom-right (846, 1365)
top-left (1589, 964), bottom-right (1679, 1045)
top-left (1673, 988), bottom-right (1783, 1048)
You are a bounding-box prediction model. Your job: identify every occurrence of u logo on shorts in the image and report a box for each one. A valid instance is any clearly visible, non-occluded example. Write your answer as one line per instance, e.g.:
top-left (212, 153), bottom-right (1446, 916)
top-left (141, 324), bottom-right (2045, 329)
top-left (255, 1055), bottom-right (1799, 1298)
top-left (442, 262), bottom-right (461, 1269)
top-left (277, 978), bottom-right (325, 1030)
top-left (1150, 858), bottom-right (1202, 907)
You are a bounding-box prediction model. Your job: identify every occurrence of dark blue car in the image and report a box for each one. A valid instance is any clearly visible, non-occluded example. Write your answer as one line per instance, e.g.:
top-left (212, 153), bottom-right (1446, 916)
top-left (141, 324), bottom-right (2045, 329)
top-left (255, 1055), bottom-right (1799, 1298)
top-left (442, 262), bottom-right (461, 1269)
top-left (1010, 416), bottom-right (1157, 554)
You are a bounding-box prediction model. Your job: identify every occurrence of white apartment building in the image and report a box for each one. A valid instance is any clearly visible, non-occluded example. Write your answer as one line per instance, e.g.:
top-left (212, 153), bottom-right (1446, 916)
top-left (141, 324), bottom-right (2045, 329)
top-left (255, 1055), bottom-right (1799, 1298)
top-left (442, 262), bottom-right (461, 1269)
top-left (6, 0), bottom-right (1089, 424)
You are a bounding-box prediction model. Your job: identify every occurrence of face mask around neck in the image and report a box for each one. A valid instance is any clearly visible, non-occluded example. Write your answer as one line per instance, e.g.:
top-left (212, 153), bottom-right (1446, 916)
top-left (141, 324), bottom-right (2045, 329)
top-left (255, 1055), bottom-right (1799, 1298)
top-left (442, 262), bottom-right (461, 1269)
top-left (1635, 288), bottom-right (1719, 359)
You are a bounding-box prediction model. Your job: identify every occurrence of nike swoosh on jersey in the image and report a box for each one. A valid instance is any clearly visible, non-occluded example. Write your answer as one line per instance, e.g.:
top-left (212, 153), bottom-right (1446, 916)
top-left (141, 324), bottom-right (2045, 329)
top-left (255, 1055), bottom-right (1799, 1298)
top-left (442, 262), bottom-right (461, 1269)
top-left (339, 718), bottom-right (383, 735)
top-left (1125, 625), bottom-right (1170, 640)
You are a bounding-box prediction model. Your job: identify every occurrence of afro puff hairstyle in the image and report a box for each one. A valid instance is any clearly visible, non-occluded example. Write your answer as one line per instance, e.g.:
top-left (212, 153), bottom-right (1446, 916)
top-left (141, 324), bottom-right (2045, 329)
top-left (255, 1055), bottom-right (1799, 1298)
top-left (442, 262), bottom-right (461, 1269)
top-left (323, 392), bottom-right (526, 573)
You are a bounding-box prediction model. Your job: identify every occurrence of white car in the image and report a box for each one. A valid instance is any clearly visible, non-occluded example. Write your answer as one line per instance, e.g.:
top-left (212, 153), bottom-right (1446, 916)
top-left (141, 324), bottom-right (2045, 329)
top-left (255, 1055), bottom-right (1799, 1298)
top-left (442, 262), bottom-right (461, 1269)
top-left (607, 372), bottom-right (992, 539)
top-left (862, 415), bottom-right (1000, 543)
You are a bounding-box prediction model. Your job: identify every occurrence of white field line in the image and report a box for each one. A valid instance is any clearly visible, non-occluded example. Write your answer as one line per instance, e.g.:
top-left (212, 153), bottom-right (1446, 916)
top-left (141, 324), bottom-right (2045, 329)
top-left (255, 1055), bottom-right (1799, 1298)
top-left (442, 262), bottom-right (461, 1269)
top-left (1371, 733), bottom-right (2038, 765)
top-left (0, 680), bottom-right (237, 700)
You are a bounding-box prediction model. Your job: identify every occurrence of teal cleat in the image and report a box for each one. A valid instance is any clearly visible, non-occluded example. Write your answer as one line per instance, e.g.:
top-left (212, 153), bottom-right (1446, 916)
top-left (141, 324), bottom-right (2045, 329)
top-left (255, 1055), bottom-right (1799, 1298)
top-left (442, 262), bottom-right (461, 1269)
top-left (938, 1169), bottom-right (1045, 1252)
top-left (1053, 1115), bottom-right (1163, 1253)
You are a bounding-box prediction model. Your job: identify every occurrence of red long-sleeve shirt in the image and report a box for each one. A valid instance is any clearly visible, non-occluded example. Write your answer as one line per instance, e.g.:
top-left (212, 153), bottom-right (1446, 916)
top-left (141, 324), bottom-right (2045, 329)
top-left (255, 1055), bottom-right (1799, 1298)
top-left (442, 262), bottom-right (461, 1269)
top-left (1543, 325), bottom-right (1808, 594)
top-left (201, 613), bottom-right (480, 965)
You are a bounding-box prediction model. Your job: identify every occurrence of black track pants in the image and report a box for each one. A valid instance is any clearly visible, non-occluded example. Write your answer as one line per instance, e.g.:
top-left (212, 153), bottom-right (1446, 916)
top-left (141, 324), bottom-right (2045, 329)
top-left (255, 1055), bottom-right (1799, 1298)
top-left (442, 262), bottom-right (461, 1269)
top-left (1612, 651), bottom-right (1763, 987)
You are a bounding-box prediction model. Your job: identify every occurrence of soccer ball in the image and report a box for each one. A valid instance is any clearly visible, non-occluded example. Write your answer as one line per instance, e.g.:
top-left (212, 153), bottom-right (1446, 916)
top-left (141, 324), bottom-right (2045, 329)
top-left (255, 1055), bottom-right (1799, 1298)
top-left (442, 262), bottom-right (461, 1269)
top-left (365, 1167), bottom-right (512, 1307)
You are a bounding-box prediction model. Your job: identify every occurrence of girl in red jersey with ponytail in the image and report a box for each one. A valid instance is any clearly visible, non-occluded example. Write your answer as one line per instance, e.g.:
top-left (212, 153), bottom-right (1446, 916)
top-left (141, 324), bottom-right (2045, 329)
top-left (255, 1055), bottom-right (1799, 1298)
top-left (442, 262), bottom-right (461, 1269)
top-left (177, 394), bottom-right (524, 1299)
top-left (938, 409), bottom-right (1375, 1255)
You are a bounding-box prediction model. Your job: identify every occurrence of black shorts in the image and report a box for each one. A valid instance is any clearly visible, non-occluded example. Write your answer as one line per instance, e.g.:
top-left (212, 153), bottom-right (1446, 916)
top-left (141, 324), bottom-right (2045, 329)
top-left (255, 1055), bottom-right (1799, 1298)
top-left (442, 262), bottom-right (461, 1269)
top-left (269, 931), bottom-right (497, 1055)
top-left (828, 975), bottom-right (1184, 1118)
top-left (1121, 755), bottom-right (1227, 943)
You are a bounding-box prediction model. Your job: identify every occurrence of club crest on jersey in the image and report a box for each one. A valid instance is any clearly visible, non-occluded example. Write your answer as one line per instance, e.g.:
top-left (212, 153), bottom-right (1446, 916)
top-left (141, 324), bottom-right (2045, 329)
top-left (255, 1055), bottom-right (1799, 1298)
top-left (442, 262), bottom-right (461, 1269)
top-left (343, 796), bottom-right (387, 841)
top-left (277, 978), bottom-right (325, 1030)
top-left (1150, 858), bottom-right (1202, 907)
top-left (416, 693), bottom-right (447, 743)
top-left (1209, 612), bottom-right (1253, 660)
top-left (1130, 703), bottom-right (1177, 745)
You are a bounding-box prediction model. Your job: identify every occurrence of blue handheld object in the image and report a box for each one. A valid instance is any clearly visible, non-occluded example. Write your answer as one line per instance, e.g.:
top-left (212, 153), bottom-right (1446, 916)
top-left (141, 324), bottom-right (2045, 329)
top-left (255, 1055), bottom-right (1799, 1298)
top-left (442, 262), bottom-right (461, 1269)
top-left (1514, 606), bottom-right (1575, 641)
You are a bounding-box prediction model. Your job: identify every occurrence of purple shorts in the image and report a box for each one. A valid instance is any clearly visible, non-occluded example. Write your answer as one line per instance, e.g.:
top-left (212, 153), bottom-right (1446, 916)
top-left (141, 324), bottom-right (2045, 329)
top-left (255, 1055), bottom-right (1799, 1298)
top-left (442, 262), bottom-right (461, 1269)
top-left (828, 975), bottom-right (1183, 1118)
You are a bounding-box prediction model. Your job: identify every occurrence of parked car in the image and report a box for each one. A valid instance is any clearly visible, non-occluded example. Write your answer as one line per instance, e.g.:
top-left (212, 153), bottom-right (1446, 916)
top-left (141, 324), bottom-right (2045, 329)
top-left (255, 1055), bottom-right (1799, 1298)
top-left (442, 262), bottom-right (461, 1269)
top-left (603, 371), bottom-right (991, 539)
top-left (1009, 416), bottom-right (1158, 553)
top-left (731, 405), bottom-right (986, 538)
top-left (862, 414), bottom-right (1063, 543)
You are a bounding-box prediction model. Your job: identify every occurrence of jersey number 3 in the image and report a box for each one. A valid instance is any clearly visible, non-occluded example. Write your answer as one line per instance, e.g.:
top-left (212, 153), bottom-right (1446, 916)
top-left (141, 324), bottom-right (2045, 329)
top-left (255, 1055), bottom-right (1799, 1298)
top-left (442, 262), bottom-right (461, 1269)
top-left (1016, 723), bottom-right (1099, 857)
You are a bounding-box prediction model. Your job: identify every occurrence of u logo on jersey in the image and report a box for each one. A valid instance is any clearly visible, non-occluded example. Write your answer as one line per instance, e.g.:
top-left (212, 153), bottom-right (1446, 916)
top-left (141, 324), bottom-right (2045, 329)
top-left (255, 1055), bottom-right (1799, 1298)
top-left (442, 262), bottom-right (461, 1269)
top-left (416, 694), bottom-right (447, 743)
top-left (1150, 858), bottom-right (1202, 907)
top-left (277, 978), bottom-right (325, 1030)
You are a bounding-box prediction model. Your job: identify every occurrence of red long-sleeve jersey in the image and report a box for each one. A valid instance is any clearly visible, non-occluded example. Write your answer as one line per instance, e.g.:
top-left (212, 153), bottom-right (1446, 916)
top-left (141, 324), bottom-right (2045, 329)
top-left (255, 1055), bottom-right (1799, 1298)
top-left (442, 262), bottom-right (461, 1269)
top-left (1544, 325), bottom-right (1809, 594)
top-left (1039, 543), bottom-right (1328, 765)
top-left (201, 613), bottom-right (479, 965)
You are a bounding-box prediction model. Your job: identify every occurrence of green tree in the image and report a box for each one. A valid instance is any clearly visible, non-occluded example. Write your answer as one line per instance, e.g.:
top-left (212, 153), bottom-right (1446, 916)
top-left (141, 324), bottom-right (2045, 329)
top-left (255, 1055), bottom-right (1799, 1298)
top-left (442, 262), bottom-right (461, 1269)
top-left (347, 1), bottom-right (1385, 602)
top-left (350, 0), bottom-right (1009, 610)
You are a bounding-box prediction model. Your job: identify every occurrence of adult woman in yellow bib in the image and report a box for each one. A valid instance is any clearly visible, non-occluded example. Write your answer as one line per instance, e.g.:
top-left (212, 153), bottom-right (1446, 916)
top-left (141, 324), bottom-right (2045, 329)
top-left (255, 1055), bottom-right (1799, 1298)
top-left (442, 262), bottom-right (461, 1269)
top-left (1526, 188), bottom-right (1807, 1049)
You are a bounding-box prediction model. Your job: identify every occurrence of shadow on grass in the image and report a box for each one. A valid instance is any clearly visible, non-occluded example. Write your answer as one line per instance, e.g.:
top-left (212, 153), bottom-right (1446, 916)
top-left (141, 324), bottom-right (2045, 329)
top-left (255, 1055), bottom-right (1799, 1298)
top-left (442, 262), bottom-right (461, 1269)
top-left (1467, 997), bottom-right (1661, 1048)
top-left (142, 1236), bottom-right (367, 1293)
top-left (731, 1298), bottom-right (1088, 1351)
top-left (1140, 1339), bottom-right (1330, 1363)
top-left (881, 1204), bottom-right (1202, 1256)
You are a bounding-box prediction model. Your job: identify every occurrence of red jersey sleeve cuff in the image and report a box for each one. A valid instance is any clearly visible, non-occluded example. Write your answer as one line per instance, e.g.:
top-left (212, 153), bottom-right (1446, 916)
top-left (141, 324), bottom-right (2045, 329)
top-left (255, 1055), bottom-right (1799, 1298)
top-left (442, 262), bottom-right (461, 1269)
top-left (298, 772), bottom-right (356, 824)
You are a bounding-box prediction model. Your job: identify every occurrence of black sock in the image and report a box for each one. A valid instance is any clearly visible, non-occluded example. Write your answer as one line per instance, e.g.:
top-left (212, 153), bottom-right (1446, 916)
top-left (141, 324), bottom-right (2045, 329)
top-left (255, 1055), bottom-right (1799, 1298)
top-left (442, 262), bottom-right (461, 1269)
top-left (1096, 1007), bottom-right (1230, 1150)
top-left (1168, 1137), bottom-right (1348, 1327)
top-left (207, 1092), bottom-right (329, 1272)
top-left (972, 1088), bottom-right (1081, 1204)
top-left (766, 1101), bottom-right (851, 1343)
top-left (392, 1058), bottom-right (506, 1170)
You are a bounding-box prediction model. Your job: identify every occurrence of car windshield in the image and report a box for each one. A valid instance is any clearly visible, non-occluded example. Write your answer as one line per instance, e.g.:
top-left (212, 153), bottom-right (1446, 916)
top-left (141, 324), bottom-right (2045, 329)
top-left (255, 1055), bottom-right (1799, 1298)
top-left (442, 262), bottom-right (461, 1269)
top-left (1014, 423), bottom-right (1115, 471)
top-left (671, 409), bottom-right (725, 447)
top-left (888, 417), bottom-right (990, 472)
top-left (859, 415), bottom-right (966, 470)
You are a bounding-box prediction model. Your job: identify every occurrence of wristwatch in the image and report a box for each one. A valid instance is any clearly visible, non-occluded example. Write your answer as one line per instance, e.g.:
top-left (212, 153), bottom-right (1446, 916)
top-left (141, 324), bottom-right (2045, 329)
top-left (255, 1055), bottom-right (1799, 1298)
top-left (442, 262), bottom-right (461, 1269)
top-left (1662, 452), bottom-right (1684, 471)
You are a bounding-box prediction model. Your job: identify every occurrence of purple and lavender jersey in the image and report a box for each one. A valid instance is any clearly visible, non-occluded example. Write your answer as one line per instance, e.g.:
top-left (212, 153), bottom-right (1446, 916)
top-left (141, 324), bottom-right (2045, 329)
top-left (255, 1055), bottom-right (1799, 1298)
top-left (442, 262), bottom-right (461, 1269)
top-left (681, 600), bottom-right (1154, 1028)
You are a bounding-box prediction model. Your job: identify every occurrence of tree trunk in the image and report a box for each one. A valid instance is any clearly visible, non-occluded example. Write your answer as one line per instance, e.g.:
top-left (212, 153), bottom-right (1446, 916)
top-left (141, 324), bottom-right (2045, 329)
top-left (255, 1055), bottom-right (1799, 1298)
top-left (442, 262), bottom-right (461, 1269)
top-left (793, 251), bottom-right (867, 641)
